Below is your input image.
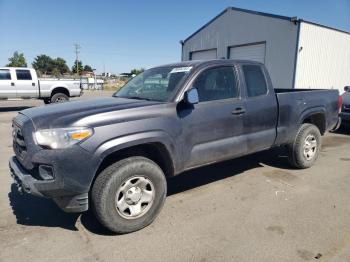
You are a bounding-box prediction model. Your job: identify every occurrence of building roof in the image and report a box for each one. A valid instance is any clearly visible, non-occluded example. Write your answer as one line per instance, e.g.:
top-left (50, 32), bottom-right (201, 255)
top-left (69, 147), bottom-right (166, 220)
top-left (183, 7), bottom-right (350, 43)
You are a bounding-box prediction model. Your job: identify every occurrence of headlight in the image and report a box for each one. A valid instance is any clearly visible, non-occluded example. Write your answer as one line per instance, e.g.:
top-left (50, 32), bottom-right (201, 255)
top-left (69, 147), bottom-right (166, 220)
top-left (34, 127), bottom-right (93, 149)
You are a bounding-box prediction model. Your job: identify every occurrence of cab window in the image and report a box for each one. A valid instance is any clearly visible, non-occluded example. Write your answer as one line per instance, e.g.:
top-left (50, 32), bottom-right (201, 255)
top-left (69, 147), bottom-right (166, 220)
top-left (192, 67), bottom-right (238, 102)
top-left (16, 70), bottom-right (32, 80)
top-left (0, 69), bottom-right (11, 80)
top-left (242, 65), bottom-right (268, 97)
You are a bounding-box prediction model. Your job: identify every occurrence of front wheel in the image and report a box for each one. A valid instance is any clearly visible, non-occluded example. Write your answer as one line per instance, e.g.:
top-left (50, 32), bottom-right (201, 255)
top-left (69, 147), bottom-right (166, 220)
top-left (287, 123), bottom-right (321, 169)
top-left (91, 156), bottom-right (167, 234)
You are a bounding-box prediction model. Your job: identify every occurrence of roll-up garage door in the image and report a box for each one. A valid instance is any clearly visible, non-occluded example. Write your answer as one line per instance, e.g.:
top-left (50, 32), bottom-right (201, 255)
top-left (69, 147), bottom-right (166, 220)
top-left (190, 49), bottom-right (217, 60)
top-left (229, 43), bottom-right (266, 64)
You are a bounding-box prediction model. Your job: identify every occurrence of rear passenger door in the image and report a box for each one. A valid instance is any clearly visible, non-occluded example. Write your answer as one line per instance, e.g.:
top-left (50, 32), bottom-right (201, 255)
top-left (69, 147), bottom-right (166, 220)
top-left (181, 66), bottom-right (247, 169)
top-left (240, 64), bottom-right (278, 153)
top-left (0, 69), bottom-right (16, 98)
top-left (15, 69), bottom-right (38, 98)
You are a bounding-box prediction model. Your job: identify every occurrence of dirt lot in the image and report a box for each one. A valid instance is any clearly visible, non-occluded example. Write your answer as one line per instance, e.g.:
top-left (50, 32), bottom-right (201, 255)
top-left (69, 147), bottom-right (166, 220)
top-left (1, 91), bottom-right (350, 262)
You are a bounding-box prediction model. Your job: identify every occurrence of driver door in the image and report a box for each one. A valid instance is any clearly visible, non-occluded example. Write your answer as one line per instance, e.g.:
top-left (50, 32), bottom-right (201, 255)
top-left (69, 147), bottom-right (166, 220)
top-left (180, 66), bottom-right (248, 169)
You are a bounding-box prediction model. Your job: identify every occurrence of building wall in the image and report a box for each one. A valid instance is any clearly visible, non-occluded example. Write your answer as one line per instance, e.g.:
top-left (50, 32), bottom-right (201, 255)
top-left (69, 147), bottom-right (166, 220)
top-left (295, 22), bottom-right (350, 94)
top-left (182, 9), bottom-right (299, 89)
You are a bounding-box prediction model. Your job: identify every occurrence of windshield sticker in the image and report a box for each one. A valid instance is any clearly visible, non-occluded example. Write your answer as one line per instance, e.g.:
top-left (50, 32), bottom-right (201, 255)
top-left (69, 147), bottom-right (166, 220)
top-left (170, 67), bottom-right (192, 74)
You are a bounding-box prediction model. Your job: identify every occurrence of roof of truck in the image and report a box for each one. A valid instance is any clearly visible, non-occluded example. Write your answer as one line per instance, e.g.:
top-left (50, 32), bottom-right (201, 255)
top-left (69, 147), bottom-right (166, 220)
top-left (154, 59), bottom-right (263, 69)
top-left (0, 67), bottom-right (34, 70)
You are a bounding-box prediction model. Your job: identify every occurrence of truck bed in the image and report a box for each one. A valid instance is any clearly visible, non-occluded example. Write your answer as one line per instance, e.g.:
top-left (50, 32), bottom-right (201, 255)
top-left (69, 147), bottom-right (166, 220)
top-left (38, 79), bottom-right (81, 98)
top-left (274, 88), bottom-right (339, 145)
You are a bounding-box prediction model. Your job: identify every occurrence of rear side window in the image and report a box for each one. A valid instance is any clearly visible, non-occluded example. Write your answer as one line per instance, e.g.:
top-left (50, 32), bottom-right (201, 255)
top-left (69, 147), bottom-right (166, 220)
top-left (242, 65), bottom-right (267, 97)
top-left (193, 67), bottom-right (238, 102)
top-left (0, 69), bottom-right (11, 80)
top-left (16, 70), bottom-right (32, 80)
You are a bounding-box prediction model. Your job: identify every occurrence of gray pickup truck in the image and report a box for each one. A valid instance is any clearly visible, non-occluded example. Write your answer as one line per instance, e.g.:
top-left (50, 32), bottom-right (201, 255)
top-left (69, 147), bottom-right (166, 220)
top-left (9, 60), bottom-right (341, 233)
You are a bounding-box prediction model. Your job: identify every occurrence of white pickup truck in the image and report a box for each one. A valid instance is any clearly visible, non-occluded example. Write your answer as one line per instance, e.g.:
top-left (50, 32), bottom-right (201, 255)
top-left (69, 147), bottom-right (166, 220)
top-left (0, 67), bottom-right (83, 104)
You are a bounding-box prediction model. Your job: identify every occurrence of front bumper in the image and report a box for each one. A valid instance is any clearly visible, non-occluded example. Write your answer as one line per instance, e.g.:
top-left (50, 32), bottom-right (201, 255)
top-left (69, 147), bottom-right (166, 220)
top-left (9, 156), bottom-right (44, 197)
top-left (9, 156), bottom-right (89, 213)
top-left (10, 113), bottom-right (97, 213)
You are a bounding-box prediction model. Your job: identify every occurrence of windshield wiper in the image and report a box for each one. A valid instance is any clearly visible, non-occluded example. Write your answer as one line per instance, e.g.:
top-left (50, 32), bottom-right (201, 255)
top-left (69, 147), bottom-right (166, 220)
top-left (114, 95), bottom-right (153, 101)
top-left (114, 95), bottom-right (163, 102)
top-left (127, 96), bottom-right (153, 101)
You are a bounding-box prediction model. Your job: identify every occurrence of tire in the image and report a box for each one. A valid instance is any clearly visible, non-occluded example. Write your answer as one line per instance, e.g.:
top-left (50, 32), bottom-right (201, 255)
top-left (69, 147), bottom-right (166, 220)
top-left (91, 156), bottom-right (167, 234)
top-left (50, 93), bottom-right (69, 103)
top-left (287, 123), bottom-right (321, 169)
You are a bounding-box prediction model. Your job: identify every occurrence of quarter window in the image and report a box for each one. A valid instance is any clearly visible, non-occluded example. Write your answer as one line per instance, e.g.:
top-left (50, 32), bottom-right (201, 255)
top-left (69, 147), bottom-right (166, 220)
top-left (16, 70), bottom-right (32, 80)
top-left (193, 67), bottom-right (238, 102)
top-left (0, 69), bottom-right (11, 80)
top-left (242, 65), bottom-right (268, 97)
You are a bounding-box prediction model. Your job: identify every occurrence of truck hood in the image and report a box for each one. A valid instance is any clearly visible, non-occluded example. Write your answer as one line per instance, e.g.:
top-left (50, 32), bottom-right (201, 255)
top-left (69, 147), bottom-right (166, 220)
top-left (20, 97), bottom-right (164, 129)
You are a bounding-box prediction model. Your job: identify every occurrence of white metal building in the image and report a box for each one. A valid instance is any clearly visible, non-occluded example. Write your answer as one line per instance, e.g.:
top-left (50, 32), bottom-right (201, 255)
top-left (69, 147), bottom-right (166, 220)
top-left (181, 7), bottom-right (350, 94)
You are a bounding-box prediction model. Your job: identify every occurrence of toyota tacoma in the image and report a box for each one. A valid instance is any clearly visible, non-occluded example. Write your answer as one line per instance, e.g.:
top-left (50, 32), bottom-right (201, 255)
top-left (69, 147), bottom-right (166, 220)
top-left (9, 60), bottom-right (341, 233)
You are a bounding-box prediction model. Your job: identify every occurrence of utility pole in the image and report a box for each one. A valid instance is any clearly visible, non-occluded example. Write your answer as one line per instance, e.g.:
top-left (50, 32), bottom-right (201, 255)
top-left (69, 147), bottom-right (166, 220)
top-left (74, 43), bottom-right (81, 75)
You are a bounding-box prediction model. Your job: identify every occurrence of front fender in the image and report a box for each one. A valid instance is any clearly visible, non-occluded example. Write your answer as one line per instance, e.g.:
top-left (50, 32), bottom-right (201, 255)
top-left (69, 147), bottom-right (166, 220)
top-left (92, 130), bottom-right (179, 176)
top-left (95, 130), bottom-right (175, 159)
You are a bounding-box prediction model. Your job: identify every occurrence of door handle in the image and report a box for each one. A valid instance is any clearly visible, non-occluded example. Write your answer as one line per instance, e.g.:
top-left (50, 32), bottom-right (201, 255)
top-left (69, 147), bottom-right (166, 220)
top-left (232, 107), bottom-right (246, 115)
top-left (32, 83), bottom-right (35, 86)
top-left (11, 82), bottom-right (15, 86)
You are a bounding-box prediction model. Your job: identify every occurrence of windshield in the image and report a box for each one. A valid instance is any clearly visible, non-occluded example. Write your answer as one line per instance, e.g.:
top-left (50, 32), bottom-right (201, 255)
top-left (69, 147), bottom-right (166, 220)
top-left (114, 66), bottom-right (192, 102)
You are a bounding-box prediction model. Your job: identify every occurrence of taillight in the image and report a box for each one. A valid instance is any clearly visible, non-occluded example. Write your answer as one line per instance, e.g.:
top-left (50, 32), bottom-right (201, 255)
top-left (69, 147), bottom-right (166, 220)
top-left (338, 96), bottom-right (343, 113)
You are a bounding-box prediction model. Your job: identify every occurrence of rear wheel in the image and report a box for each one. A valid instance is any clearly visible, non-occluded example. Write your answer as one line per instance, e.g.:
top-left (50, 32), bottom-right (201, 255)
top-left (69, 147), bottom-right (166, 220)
top-left (287, 123), bottom-right (321, 169)
top-left (91, 156), bottom-right (167, 234)
top-left (50, 93), bottom-right (69, 103)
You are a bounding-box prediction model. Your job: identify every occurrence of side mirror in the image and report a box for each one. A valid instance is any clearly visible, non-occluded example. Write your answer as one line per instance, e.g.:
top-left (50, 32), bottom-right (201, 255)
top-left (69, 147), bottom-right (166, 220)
top-left (184, 88), bottom-right (199, 105)
top-left (344, 86), bottom-right (350, 92)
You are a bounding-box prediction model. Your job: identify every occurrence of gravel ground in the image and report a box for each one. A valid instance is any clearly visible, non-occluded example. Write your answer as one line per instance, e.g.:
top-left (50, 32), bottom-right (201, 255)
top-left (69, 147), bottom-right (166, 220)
top-left (0, 91), bottom-right (350, 262)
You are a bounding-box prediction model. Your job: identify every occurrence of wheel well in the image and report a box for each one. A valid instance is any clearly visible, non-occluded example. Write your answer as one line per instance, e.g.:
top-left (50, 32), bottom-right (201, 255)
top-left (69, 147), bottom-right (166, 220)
top-left (51, 87), bottom-right (69, 97)
top-left (303, 113), bottom-right (326, 134)
top-left (95, 143), bottom-right (174, 179)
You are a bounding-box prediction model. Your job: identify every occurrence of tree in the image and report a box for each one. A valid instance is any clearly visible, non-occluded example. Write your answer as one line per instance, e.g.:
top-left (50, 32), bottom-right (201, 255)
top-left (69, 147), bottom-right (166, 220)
top-left (31, 55), bottom-right (88, 76)
top-left (83, 65), bottom-right (93, 72)
top-left (32, 54), bottom-right (54, 75)
top-left (72, 61), bottom-right (84, 75)
top-left (32, 55), bottom-right (69, 76)
top-left (130, 68), bottom-right (145, 75)
top-left (53, 57), bottom-right (70, 74)
top-left (51, 68), bottom-right (61, 78)
top-left (6, 51), bottom-right (27, 67)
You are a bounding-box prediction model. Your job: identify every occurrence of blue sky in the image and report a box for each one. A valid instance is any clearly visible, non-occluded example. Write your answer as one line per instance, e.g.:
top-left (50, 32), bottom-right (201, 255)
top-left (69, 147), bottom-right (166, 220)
top-left (0, 0), bottom-right (349, 74)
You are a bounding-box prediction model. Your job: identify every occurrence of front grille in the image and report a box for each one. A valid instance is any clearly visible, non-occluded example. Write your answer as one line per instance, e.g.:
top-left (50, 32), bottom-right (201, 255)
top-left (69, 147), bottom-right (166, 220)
top-left (12, 124), bottom-right (27, 161)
